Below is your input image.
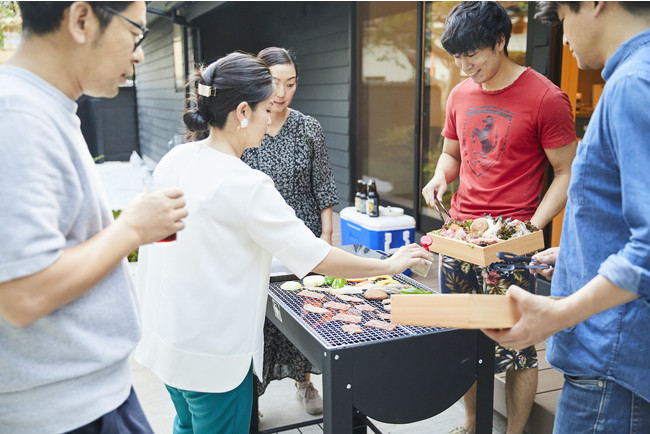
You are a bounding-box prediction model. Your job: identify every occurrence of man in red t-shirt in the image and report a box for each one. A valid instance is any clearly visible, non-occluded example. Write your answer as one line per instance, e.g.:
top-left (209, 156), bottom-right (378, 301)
top-left (422, 2), bottom-right (577, 434)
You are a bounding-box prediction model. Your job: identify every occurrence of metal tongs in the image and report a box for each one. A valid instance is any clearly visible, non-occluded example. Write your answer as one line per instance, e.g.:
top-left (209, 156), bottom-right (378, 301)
top-left (433, 199), bottom-right (451, 222)
top-left (490, 252), bottom-right (551, 272)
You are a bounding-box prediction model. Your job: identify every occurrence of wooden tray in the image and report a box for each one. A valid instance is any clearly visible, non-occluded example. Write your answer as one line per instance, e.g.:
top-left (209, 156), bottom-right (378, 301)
top-left (427, 230), bottom-right (544, 267)
top-left (390, 294), bottom-right (518, 329)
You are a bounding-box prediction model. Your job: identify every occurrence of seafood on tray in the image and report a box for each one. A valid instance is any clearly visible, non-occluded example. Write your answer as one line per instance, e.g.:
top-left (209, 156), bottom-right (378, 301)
top-left (435, 215), bottom-right (538, 247)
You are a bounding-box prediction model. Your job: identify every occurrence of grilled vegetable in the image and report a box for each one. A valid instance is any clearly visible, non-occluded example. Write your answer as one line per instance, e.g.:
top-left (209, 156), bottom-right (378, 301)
top-left (374, 277), bottom-right (399, 286)
top-left (401, 286), bottom-right (432, 295)
top-left (303, 275), bottom-right (326, 287)
top-left (280, 281), bottom-right (302, 291)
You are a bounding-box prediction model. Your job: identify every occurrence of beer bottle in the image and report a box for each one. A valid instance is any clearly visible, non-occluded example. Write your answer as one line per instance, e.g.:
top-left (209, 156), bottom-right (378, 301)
top-left (366, 179), bottom-right (379, 217)
top-left (360, 180), bottom-right (367, 214)
top-left (355, 179), bottom-right (364, 212)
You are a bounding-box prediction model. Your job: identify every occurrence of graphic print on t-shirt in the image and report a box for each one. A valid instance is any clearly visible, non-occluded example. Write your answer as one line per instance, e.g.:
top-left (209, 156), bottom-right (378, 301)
top-left (461, 106), bottom-right (512, 177)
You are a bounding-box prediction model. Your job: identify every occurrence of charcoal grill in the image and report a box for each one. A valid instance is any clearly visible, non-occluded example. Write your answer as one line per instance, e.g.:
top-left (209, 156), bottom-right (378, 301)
top-left (254, 246), bottom-right (496, 434)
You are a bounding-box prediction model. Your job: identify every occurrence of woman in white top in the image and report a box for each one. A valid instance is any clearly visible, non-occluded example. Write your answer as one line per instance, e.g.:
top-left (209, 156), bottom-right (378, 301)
top-left (135, 52), bottom-right (432, 433)
top-left (242, 47), bottom-right (338, 416)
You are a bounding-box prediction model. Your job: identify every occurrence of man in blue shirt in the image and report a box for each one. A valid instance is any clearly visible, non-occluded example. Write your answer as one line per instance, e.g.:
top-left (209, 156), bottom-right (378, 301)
top-left (484, 2), bottom-right (650, 432)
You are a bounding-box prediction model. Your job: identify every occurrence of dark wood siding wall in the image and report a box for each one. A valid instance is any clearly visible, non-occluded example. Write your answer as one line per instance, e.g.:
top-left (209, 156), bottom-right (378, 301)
top-left (525, 2), bottom-right (561, 84)
top-left (275, 3), bottom-right (353, 210)
top-left (138, 2), bottom-right (354, 209)
top-left (197, 2), bottom-right (354, 210)
top-left (136, 17), bottom-right (187, 164)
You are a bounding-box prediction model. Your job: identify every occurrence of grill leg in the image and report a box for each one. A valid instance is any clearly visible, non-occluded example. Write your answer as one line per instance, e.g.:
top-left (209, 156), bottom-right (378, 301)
top-left (475, 332), bottom-right (495, 434)
top-left (352, 409), bottom-right (368, 434)
top-left (323, 350), bottom-right (366, 434)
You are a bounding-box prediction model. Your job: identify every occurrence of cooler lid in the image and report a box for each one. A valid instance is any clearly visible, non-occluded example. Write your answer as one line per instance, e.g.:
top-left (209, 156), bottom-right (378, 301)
top-left (340, 207), bottom-right (415, 231)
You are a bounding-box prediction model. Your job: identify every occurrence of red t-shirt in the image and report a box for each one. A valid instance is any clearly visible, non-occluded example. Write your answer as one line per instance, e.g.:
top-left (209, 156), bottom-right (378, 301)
top-left (442, 67), bottom-right (576, 221)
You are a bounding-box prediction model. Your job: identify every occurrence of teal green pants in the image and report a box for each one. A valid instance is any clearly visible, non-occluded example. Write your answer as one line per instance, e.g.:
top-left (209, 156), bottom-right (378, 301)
top-left (165, 364), bottom-right (253, 434)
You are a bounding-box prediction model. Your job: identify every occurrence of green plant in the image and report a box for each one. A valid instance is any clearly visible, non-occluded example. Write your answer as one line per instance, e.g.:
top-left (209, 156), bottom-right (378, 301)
top-left (0, 1), bottom-right (19, 49)
top-left (112, 210), bottom-right (139, 262)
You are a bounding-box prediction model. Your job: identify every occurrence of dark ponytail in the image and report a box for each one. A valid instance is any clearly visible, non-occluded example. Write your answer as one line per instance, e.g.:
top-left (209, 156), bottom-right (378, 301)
top-left (183, 52), bottom-right (274, 142)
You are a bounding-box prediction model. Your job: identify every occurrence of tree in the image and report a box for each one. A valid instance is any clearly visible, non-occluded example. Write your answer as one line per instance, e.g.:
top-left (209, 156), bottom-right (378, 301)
top-left (0, 1), bottom-right (20, 50)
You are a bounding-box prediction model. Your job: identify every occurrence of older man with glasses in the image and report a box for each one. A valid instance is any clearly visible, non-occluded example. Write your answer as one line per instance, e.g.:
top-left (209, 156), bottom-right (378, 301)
top-left (0, 2), bottom-right (187, 433)
top-left (102, 5), bottom-right (150, 51)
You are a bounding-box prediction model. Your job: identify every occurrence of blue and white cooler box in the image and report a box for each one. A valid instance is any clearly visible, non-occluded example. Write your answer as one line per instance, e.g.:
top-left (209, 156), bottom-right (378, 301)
top-left (340, 206), bottom-right (415, 255)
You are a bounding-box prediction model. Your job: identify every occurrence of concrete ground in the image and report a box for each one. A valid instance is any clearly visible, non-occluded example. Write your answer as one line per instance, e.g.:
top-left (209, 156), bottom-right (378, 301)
top-left (98, 160), bottom-right (507, 434)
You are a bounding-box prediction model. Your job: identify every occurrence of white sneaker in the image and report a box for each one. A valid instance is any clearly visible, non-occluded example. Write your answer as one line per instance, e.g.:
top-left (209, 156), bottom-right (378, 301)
top-left (295, 382), bottom-right (323, 415)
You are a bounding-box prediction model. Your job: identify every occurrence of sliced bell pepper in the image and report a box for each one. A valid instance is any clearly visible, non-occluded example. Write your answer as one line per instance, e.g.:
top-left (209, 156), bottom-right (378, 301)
top-left (401, 286), bottom-right (432, 295)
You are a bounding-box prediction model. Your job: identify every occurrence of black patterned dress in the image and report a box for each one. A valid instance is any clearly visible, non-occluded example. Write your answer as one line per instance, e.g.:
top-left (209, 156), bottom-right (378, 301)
top-left (241, 109), bottom-right (339, 394)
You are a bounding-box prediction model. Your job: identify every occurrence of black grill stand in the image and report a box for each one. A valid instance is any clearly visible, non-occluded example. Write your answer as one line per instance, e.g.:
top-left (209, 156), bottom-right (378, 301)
top-left (251, 289), bottom-right (495, 434)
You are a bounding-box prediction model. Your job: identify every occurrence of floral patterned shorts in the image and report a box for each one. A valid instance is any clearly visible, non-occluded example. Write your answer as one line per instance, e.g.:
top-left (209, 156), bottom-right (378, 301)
top-left (439, 255), bottom-right (538, 373)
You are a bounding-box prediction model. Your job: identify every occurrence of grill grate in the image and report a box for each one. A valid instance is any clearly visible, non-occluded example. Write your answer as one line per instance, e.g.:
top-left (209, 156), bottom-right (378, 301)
top-left (268, 274), bottom-right (448, 350)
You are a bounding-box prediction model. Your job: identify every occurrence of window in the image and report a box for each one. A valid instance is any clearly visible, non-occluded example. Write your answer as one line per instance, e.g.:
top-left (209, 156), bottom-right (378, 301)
top-left (173, 24), bottom-right (185, 92)
top-left (356, 2), bottom-right (418, 211)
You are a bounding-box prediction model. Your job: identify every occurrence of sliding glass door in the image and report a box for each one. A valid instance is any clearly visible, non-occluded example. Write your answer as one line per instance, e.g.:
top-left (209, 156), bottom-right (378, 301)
top-left (355, 2), bottom-right (418, 211)
top-left (356, 1), bottom-right (529, 230)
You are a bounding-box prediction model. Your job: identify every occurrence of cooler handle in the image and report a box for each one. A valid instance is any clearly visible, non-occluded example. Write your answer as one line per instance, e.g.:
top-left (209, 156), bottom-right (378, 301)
top-left (384, 232), bottom-right (392, 253)
top-left (403, 230), bottom-right (411, 246)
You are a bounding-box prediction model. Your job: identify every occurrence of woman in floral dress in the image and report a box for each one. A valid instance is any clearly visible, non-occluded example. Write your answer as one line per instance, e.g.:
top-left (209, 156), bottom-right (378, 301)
top-left (241, 47), bottom-right (339, 415)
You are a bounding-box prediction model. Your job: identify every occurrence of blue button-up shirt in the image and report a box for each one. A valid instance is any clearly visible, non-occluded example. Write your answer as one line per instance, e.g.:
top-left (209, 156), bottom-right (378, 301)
top-left (547, 29), bottom-right (650, 402)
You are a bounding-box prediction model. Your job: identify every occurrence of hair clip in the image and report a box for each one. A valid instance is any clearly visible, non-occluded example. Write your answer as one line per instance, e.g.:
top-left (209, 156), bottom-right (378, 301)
top-left (197, 82), bottom-right (217, 98)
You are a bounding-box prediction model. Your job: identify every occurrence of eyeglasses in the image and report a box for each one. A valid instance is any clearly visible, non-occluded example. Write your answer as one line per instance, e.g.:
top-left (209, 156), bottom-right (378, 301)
top-left (101, 6), bottom-right (149, 51)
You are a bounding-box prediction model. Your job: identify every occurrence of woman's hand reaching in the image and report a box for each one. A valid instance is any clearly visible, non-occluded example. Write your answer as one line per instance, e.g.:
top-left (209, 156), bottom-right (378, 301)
top-left (387, 243), bottom-right (435, 276)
